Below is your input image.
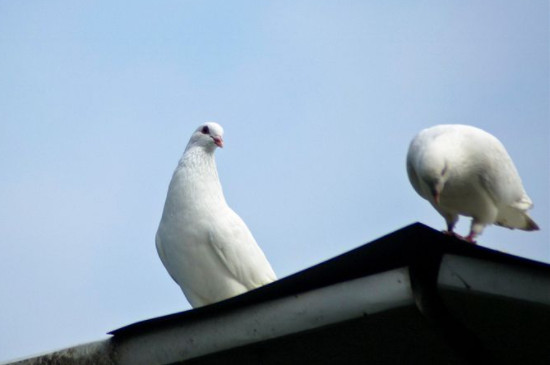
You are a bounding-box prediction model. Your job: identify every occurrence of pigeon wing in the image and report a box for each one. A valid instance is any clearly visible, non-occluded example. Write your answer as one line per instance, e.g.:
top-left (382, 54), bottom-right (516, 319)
top-left (207, 208), bottom-right (276, 290)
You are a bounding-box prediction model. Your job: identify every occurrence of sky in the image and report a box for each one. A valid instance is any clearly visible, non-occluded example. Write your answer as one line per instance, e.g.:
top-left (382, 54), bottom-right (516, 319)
top-left (0, 0), bottom-right (548, 362)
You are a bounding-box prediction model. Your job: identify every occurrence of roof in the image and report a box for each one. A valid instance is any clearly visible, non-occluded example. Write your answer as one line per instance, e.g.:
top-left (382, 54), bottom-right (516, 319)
top-left (6, 223), bottom-right (550, 365)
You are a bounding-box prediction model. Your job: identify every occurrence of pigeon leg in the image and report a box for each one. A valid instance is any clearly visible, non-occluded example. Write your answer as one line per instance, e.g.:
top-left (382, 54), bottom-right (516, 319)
top-left (466, 220), bottom-right (486, 244)
top-left (442, 214), bottom-right (461, 237)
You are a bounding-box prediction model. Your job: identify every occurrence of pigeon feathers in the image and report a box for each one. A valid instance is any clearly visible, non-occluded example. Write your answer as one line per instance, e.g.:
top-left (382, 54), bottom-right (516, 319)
top-left (156, 122), bottom-right (276, 307)
top-left (407, 124), bottom-right (539, 242)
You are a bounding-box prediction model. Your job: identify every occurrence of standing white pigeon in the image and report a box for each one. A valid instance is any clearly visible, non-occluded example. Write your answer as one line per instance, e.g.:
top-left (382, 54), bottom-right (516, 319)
top-left (406, 124), bottom-right (539, 242)
top-left (156, 122), bottom-right (276, 307)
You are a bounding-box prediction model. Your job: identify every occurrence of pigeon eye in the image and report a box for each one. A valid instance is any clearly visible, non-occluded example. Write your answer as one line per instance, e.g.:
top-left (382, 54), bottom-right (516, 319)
top-left (201, 126), bottom-right (210, 135)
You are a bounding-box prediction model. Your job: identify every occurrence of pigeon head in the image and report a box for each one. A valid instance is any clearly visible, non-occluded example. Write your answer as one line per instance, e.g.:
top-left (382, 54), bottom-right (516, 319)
top-left (187, 122), bottom-right (224, 152)
top-left (419, 157), bottom-right (450, 205)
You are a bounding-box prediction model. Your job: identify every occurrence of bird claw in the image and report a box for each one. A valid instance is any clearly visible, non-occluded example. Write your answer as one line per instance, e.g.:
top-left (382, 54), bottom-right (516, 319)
top-left (465, 234), bottom-right (477, 244)
top-left (442, 230), bottom-right (464, 239)
top-left (442, 230), bottom-right (477, 244)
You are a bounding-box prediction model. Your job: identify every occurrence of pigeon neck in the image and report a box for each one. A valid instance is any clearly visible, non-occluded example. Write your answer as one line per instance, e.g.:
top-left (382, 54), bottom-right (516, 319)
top-left (178, 147), bottom-right (226, 204)
top-left (180, 146), bottom-right (217, 169)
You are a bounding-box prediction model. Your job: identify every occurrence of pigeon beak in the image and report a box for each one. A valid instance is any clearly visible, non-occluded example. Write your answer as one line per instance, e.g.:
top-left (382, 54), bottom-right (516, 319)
top-left (431, 181), bottom-right (444, 205)
top-left (433, 191), bottom-right (440, 205)
top-left (212, 136), bottom-right (224, 148)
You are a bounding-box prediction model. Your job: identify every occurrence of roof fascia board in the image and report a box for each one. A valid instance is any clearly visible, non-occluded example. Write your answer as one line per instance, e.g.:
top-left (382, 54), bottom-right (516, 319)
top-left (115, 267), bottom-right (414, 365)
top-left (438, 254), bottom-right (550, 305)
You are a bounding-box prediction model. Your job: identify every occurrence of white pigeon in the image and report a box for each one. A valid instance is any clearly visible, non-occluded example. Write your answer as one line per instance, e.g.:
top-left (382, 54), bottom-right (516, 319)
top-left (406, 124), bottom-right (539, 242)
top-left (156, 122), bottom-right (276, 307)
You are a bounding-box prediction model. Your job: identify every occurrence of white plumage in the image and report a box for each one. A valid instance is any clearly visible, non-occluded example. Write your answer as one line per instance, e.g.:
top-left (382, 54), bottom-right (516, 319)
top-left (156, 122), bottom-right (276, 307)
top-left (406, 124), bottom-right (539, 242)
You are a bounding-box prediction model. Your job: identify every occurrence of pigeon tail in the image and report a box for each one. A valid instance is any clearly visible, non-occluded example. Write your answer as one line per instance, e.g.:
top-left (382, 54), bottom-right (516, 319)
top-left (496, 207), bottom-right (539, 231)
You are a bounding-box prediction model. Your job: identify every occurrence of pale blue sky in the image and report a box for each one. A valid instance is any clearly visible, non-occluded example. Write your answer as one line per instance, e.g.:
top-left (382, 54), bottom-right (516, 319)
top-left (0, 1), bottom-right (548, 361)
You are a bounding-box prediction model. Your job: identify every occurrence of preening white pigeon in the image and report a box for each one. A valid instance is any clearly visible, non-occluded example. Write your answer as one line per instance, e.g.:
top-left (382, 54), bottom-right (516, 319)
top-left (156, 122), bottom-right (276, 307)
top-left (406, 124), bottom-right (539, 242)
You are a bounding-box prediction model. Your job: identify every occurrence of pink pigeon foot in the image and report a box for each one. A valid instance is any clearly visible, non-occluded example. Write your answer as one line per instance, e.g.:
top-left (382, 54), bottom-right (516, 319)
top-left (464, 233), bottom-right (478, 244)
top-left (442, 230), bottom-right (465, 240)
